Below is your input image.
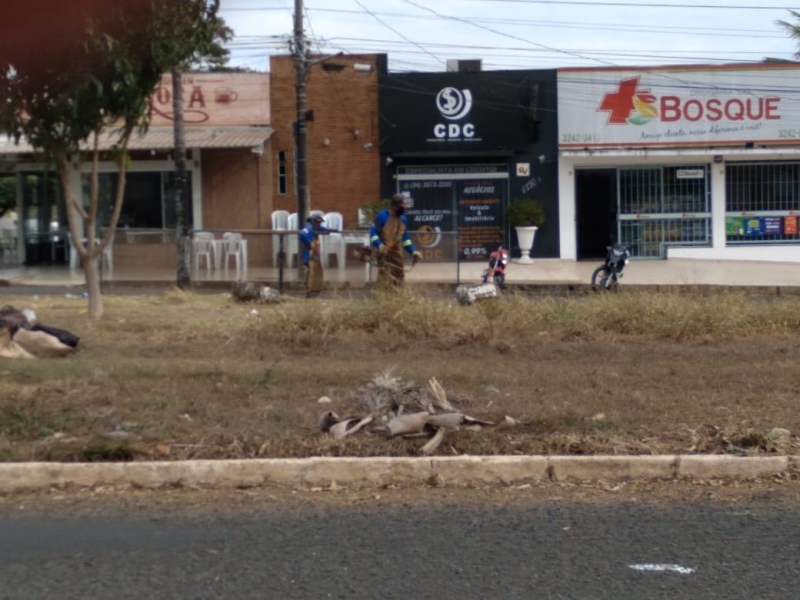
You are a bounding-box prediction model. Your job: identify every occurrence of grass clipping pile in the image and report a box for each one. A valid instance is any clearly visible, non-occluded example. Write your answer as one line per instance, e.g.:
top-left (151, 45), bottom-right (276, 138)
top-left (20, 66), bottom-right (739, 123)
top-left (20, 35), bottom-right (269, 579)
top-left (318, 370), bottom-right (519, 455)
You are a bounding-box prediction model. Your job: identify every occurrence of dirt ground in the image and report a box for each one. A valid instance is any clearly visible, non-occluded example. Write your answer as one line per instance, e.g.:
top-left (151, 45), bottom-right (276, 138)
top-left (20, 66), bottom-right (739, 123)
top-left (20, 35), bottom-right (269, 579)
top-left (1, 288), bottom-right (800, 462)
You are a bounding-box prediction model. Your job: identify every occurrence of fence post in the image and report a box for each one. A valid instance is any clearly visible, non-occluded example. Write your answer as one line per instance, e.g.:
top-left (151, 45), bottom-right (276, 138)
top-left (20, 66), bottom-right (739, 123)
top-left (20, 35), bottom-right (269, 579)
top-left (278, 233), bottom-right (285, 293)
top-left (456, 229), bottom-right (461, 286)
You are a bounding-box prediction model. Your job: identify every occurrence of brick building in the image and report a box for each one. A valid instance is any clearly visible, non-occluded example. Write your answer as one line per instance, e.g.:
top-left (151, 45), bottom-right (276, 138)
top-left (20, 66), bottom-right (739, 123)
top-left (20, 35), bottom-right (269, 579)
top-left (269, 53), bottom-right (387, 228)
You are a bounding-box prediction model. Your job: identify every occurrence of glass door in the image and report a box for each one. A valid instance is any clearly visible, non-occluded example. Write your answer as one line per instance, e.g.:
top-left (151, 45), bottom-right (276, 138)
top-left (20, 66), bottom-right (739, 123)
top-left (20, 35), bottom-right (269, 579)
top-left (20, 171), bottom-right (66, 265)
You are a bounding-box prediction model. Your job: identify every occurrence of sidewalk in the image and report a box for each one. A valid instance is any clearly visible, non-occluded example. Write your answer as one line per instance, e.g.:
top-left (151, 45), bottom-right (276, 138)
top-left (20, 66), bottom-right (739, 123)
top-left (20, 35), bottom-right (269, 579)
top-left (2, 258), bottom-right (800, 289)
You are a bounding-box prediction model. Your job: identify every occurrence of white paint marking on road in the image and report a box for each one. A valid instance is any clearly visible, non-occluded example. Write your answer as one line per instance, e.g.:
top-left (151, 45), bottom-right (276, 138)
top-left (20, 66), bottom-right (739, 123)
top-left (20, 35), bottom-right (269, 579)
top-left (629, 564), bottom-right (696, 575)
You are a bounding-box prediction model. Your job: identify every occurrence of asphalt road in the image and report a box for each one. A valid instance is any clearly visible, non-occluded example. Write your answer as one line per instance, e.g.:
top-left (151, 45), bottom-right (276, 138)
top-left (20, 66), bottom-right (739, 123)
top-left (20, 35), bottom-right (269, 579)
top-left (1, 492), bottom-right (797, 599)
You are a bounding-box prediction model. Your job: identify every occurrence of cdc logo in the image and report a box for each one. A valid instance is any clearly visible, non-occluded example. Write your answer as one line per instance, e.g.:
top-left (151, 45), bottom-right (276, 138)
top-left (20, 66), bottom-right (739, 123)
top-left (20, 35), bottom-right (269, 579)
top-left (433, 87), bottom-right (476, 140)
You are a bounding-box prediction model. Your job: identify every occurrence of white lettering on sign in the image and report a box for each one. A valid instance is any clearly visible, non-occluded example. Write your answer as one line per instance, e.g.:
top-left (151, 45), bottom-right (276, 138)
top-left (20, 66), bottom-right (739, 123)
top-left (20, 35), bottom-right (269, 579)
top-left (463, 186), bottom-right (496, 194)
top-left (676, 169), bottom-right (705, 179)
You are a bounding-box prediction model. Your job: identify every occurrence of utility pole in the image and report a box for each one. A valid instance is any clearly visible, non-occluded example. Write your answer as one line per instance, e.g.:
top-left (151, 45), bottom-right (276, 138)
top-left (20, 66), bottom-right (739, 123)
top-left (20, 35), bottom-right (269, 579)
top-left (293, 0), bottom-right (310, 280)
top-left (172, 69), bottom-right (191, 289)
top-left (293, 0), bottom-right (310, 238)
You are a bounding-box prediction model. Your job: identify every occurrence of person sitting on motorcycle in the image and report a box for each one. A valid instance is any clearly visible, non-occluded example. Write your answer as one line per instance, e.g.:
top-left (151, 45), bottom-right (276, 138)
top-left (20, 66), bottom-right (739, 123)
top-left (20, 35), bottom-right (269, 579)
top-left (370, 194), bottom-right (423, 289)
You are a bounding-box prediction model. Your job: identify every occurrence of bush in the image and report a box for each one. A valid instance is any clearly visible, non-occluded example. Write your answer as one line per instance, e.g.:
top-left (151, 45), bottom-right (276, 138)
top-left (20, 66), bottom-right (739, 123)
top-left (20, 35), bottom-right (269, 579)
top-left (507, 198), bottom-right (545, 228)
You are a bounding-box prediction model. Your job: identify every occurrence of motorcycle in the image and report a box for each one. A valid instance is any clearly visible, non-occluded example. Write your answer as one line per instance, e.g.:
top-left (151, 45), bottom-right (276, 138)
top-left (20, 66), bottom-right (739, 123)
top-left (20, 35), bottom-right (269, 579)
top-left (482, 245), bottom-right (509, 289)
top-left (591, 243), bottom-right (631, 292)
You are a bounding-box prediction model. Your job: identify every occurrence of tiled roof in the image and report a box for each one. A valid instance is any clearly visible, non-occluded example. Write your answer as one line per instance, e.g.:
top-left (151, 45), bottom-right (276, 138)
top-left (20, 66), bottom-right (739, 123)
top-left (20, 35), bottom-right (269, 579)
top-left (0, 126), bottom-right (273, 155)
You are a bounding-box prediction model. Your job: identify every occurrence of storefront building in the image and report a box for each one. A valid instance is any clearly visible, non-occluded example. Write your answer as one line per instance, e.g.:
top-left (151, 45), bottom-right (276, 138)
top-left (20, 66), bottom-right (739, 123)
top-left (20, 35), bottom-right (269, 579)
top-left (0, 72), bottom-right (273, 267)
top-left (379, 67), bottom-right (559, 262)
top-left (558, 63), bottom-right (800, 262)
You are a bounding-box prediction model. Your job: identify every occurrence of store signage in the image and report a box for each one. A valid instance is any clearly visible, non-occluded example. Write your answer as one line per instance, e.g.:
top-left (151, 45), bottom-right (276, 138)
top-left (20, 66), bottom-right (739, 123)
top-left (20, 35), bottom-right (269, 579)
top-left (676, 169), bottom-right (705, 179)
top-left (149, 73), bottom-right (270, 127)
top-left (558, 66), bottom-right (800, 148)
top-left (429, 87), bottom-right (481, 143)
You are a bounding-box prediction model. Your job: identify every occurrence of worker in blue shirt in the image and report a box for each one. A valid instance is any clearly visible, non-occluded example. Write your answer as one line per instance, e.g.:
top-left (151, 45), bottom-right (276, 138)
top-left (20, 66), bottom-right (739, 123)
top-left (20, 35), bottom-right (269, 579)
top-left (299, 213), bottom-right (330, 298)
top-left (370, 194), bottom-right (422, 288)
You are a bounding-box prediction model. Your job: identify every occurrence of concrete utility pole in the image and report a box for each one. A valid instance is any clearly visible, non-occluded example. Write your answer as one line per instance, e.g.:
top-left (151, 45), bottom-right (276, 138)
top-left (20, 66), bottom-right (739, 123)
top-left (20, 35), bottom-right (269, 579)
top-left (293, 0), bottom-right (310, 231)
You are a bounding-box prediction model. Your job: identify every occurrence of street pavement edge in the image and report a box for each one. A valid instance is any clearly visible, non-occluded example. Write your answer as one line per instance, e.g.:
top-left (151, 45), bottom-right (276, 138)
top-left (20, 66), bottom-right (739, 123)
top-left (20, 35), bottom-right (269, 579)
top-left (0, 455), bottom-right (795, 494)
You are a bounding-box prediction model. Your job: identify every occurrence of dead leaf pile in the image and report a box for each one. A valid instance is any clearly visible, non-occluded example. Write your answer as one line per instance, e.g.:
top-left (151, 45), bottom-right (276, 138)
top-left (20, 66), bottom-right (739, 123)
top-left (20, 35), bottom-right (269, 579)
top-left (318, 369), bottom-right (519, 454)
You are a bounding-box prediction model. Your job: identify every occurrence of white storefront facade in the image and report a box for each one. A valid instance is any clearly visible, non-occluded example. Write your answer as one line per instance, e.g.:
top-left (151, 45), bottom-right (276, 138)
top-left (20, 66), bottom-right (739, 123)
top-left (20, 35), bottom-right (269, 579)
top-left (557, 63), bottom-right (800, 262)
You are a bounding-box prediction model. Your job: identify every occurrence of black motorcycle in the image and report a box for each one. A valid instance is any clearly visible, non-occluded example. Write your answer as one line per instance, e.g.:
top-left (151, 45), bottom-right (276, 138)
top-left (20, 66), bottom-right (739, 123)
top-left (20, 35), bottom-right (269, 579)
top-left (591, 243), bottom-right (631, 292)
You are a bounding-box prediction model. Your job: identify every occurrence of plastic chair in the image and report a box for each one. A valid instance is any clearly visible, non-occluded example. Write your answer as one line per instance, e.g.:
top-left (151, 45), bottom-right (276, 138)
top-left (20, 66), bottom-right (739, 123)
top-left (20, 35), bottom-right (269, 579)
top-left (322, 211), bottom-right (345, 269)
top-left (286, 213), bottom-right (299, 267)
top-left (66, 232), bottom-right (113, 271)
top-left (271, 210), bottom-right (290, 268)
top-left (193, 231), bottom-right (214, 271)
top-left (221, 231), bottom-right (245, 274)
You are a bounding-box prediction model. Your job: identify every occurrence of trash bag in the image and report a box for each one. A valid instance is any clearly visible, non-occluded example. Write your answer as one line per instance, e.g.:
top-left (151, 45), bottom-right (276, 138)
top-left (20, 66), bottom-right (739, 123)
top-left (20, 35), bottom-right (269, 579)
top-left (31, 324), bottom-right (80, 348)
top-left (0, 305), bottom-right (30, 334)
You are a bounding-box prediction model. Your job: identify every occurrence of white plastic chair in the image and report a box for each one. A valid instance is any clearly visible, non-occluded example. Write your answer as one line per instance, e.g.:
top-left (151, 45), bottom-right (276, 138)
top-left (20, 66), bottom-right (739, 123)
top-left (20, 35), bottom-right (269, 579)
top-left (286, 213), bottom-right (299, 267)
top-left (67, 232), bottom-right (113, 271)
top-left (271, 210), bottom-right (290, 268)
top-left (322, 211), bottom-right (345, 269)
top-left (193, 231), bottom-right (214, 272)
top-left (221, 231), bottom-right (245, 274)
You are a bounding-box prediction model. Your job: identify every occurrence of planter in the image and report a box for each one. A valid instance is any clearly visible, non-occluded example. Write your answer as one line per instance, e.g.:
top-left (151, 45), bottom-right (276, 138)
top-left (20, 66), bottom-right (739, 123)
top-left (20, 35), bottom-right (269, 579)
top-left (514, 226), bottom-right (538, 264)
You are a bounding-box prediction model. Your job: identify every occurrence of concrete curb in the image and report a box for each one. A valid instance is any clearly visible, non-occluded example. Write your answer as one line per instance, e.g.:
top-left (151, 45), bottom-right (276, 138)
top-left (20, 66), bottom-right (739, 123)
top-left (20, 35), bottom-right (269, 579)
top-left (0, 455), bottom-right (795, 494)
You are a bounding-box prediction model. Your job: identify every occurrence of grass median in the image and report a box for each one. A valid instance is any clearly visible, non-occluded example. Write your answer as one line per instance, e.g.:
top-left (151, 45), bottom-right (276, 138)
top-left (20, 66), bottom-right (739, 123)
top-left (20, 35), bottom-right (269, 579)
top-left (1, 287), bottom-right (799, 462)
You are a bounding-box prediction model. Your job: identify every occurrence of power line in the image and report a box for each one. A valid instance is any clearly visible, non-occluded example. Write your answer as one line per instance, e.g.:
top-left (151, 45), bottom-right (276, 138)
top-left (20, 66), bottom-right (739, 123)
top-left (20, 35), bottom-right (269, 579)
top-left (459, 0), bottom-right (800, 9)
top-left (352, 0), bottom-right (446, 66)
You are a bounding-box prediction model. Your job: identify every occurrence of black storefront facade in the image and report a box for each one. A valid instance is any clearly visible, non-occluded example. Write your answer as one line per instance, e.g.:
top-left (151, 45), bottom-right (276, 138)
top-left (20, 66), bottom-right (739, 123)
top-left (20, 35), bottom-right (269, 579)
top-left (378, 69), bottom-right (559, 263)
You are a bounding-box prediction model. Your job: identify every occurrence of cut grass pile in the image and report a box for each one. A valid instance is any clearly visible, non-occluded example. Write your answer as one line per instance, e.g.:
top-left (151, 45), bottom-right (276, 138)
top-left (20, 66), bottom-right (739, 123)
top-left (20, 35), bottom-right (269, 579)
top-left (1, 287), bottom-right (799, 461)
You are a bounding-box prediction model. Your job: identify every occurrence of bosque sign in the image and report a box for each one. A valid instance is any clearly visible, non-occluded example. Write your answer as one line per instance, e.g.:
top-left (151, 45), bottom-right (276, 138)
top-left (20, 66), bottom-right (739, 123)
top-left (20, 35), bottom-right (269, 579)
top-left (558, 65), bottom-right (800, 148)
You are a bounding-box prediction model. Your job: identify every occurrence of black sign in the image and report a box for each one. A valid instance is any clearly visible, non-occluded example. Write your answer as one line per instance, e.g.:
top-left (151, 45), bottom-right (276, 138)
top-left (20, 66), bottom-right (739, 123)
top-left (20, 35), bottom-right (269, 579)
top-left (380, 70), bottom-right (556, 154)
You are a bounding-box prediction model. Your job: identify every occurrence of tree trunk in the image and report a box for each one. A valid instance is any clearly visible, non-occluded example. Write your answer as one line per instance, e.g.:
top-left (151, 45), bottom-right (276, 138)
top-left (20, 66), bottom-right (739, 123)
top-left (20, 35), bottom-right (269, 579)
top-left (83, 253), bottom-right (103, 318)
top-left (172, 69), bottom-right (191, 289)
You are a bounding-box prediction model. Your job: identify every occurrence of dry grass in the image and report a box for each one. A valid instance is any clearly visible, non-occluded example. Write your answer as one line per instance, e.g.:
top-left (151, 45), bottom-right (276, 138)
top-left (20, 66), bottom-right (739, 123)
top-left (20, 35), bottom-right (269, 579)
top-left (1, 287), bottom-right (800, 461)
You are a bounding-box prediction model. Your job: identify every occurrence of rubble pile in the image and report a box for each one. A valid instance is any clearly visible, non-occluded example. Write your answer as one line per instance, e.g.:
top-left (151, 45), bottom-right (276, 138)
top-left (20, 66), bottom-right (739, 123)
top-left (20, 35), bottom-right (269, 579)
top-left (0, 306), bottom-right (79, 359)
top-left (318, 370), bottom-right (518, 454)
top-left (232, 282), bottom-right (281, 304)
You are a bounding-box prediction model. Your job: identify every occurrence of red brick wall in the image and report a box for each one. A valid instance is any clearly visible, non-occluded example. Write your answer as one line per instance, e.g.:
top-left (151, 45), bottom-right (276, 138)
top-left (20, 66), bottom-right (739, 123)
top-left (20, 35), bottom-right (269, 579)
top-left (200, 147), bottom-right (273, 266)
top-left (270, 54), bottom-right (383, 229)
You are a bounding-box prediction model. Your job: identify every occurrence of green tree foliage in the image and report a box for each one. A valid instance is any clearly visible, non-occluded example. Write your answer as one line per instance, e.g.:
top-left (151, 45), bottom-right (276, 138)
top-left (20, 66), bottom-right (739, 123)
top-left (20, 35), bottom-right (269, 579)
top-left (0, 177), bottom-right (15, 218)
top-left (0, 0), bottom-right (230, 318)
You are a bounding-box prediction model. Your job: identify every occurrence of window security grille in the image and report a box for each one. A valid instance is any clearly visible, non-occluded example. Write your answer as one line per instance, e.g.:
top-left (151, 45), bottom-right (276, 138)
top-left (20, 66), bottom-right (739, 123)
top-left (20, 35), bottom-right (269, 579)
top-left (725, 162), bottom-right (800, 245)
top-left (617, 166), bottom-right (712, 258)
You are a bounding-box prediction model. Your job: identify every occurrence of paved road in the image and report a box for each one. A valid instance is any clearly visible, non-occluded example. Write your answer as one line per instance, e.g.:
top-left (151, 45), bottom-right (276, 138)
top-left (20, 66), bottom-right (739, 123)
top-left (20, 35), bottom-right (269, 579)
top-left (1, 495), bottom-right (797, 599)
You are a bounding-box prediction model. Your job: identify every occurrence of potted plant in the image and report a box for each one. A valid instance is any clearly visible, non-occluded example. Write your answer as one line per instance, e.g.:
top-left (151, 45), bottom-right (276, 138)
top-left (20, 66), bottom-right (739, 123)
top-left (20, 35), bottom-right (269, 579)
top-left (507, 198), bottom-right (545, 264)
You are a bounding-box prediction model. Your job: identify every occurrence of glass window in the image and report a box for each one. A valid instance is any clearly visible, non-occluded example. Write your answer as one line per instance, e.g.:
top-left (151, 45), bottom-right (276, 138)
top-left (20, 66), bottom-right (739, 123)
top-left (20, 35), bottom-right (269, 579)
top-left (278, 151), bottom-right (287, 195)
top-left (725, 162), bottom-right (800, 245)
top-left (82, 171), bottom-right (192, 230)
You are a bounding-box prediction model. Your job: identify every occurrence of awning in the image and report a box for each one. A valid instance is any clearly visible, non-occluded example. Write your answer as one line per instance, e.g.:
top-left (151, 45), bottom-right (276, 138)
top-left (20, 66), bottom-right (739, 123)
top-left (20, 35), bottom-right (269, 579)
top-left (0, 126), bottom-right (273, 156)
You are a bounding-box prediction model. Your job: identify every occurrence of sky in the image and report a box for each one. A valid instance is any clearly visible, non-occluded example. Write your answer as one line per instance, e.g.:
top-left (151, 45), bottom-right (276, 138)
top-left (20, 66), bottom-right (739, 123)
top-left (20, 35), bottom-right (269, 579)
top-left (219, 0), bottom-right (800, 73)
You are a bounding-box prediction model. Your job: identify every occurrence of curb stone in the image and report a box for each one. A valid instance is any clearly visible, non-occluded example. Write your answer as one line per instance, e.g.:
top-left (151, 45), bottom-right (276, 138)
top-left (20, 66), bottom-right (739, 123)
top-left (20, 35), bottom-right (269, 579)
top-left (0, 455), bottom-right (795, 494)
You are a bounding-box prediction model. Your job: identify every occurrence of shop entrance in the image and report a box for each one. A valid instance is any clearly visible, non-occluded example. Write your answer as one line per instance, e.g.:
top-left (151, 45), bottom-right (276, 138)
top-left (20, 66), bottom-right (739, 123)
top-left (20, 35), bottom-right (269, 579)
top-left (576, 169), bottom-right (617, 260)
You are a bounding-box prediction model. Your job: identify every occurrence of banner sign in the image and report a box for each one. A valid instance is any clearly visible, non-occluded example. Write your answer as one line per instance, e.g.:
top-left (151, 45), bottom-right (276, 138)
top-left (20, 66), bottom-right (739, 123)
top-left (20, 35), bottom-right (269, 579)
top-left (558, 65), bottom-right (800, 149)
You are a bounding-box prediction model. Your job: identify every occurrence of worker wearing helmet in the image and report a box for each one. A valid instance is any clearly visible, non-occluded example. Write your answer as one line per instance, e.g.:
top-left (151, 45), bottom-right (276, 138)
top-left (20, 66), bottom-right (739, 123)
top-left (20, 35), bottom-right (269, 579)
top-left (299, 213), bottom-right (329, 298)
top-left (369, 194), bottom-right (423, 289)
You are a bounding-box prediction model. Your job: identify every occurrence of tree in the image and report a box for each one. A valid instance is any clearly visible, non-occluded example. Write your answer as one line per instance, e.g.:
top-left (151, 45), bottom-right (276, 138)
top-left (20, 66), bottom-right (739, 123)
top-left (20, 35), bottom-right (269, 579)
top-left (777, 11), bottom-right (800, 50)
top-left (167, 4), bottom-right (232, 289)
top-left (0, 177), bottom-right (15, 219)
top-left (0, 0), bottom-right (230, 318)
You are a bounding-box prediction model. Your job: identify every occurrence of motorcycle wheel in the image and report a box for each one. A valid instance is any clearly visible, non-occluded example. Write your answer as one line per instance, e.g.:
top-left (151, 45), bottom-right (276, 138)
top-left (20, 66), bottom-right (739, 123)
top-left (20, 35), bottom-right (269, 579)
top-left (591, 266), bottom-right (618, 292)
top-left (493, 273), bottom-right (505, 289)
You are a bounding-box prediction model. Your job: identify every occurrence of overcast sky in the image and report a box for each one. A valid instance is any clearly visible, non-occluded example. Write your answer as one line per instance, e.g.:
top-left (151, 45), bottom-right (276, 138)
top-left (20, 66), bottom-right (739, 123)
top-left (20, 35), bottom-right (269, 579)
top-left (219, 0), bottom-right (800, 72)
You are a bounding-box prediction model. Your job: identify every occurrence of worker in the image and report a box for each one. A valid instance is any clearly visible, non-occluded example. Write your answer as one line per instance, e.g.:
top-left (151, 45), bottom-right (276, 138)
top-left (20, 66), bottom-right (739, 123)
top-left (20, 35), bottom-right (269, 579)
top-left (299, 213), bottom-right (330, 298)
top-left (369, 194), bottom-right (422, 289)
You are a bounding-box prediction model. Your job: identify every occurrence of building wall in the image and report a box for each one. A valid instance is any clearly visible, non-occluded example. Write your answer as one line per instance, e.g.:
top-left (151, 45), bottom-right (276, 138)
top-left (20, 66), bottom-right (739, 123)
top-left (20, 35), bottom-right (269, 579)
top-left (201, 147), bottom-right (274, 266)
top-left (269, 54), bottom-right (385, 228)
